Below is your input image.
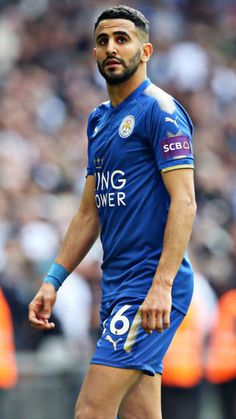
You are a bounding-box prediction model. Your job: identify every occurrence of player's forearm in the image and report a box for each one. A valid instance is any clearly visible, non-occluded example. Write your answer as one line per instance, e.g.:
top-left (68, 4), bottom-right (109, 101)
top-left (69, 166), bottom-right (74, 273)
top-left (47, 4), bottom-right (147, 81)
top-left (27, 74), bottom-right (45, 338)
top-left (55, 209), bottom-right (100, 272)
top-left (153, 196), bottom-right (196, 287)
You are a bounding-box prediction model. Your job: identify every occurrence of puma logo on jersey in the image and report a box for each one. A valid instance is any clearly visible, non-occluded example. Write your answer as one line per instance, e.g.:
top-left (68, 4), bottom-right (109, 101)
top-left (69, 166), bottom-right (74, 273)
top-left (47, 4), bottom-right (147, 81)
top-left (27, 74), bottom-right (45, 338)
top-left (165, 116), bottom-right (179, 128)
top-left (105, 335), bottom-right (122, 351)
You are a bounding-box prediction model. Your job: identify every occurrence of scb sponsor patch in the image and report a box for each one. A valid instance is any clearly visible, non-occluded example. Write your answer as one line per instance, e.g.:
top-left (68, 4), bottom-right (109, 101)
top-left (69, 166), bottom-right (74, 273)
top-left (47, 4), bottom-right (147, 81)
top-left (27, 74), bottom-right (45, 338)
top-left (160, 136), bottom-right (192, 160)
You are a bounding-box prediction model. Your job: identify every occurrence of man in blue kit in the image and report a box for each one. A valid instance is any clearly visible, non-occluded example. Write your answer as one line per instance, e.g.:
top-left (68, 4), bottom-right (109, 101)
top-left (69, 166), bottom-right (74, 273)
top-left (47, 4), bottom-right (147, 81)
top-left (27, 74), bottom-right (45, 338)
top-left (29, 5), bottom-right (197, 419)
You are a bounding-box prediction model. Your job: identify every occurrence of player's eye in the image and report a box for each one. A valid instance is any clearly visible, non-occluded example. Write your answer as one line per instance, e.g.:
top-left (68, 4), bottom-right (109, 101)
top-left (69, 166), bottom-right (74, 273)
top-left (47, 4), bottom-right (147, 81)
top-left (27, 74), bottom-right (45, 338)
top-left (98, 37), bottom-right (108, 46)
top-left (116, 36), bottom-right (127, 44)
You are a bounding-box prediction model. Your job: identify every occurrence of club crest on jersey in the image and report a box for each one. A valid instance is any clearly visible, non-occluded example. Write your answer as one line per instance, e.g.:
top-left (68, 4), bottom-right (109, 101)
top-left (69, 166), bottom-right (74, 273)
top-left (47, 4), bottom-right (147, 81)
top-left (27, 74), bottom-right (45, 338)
top-left (119, 115), bottom-right (135, 138)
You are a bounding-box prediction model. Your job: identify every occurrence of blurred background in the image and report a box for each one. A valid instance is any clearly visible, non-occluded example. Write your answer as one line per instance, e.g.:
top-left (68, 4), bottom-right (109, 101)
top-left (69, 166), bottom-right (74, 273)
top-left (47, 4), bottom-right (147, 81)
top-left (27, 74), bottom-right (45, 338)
top-left (0, 0), bottom-right (235, 418)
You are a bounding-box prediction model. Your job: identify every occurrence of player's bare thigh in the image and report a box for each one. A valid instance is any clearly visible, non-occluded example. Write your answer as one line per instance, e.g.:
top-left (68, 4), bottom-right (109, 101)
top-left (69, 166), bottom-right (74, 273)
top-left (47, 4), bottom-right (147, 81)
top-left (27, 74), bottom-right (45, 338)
top-left (74, 364), bottom-right (142, 419)
top-left (118, 373), bottom-right (162, 419)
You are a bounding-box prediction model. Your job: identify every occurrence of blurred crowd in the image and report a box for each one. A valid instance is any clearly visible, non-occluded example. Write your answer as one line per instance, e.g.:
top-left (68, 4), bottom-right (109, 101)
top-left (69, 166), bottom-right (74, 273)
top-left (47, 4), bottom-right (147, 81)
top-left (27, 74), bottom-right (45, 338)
top-left (0, 0), bottom-right (235, 418)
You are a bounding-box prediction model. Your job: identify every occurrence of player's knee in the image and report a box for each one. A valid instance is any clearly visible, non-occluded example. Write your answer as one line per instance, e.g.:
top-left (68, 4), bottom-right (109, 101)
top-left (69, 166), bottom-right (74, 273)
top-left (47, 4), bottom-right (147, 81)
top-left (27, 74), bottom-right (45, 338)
top-left (75, 403), bottom-right (105, 419)
top-left (74, 404), bottom-right (92, 419)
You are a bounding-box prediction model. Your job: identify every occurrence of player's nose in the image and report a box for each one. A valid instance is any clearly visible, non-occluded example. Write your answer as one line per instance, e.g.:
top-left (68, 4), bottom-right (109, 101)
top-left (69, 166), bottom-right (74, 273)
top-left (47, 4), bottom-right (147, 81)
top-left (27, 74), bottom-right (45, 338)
top-left (106, 39), bottom-right (117, 55)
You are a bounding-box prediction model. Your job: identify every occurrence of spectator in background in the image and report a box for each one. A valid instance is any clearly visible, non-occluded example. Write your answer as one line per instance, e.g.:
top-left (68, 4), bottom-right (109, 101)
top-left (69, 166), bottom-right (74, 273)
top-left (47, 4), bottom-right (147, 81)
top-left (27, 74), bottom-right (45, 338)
top-left (205, 289), bottom-right (236, 419)
top-left (53, 270), bottom-right (93, 353)
top-left (162, 269), bottom-right (217, 419)
top-left (0, 287), bottom-right (18, 417)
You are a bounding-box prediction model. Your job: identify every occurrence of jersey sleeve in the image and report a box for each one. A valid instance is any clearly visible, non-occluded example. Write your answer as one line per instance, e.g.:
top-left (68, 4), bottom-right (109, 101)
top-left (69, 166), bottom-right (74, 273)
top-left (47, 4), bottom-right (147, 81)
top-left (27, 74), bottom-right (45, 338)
top-left (147, 98), bottom-right (194, 172)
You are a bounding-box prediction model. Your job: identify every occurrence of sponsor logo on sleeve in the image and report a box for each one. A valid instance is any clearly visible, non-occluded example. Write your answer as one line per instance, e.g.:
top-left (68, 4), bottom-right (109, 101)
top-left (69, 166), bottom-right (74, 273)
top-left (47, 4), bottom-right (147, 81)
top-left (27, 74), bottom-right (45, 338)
top-left (160, 136), bottom-right (192, 160)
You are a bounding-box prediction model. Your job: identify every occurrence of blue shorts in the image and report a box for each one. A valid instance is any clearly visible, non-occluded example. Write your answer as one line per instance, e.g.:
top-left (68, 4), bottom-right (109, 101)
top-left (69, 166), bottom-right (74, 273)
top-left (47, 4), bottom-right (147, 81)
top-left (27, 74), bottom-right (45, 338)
top-left (91, 297), bottom-right (185, 376)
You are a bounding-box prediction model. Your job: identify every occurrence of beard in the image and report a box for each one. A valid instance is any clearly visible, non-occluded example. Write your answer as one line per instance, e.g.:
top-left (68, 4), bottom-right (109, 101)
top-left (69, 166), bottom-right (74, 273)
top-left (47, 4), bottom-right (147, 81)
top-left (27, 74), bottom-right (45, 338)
top-left (97, 49), bottom-right (142, 85)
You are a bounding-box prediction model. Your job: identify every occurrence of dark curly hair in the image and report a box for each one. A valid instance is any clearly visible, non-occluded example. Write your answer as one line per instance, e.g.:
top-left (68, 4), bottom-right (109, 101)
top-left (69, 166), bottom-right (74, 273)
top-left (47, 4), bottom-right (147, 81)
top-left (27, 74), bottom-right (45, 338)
top-left (94, 5), bottom-right (149, 41)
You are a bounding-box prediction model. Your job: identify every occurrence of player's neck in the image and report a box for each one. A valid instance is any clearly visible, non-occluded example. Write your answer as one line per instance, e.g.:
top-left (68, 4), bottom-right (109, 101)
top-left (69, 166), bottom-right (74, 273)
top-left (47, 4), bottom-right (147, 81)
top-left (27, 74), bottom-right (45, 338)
top-left (107, 71), bottom-right (147, 108)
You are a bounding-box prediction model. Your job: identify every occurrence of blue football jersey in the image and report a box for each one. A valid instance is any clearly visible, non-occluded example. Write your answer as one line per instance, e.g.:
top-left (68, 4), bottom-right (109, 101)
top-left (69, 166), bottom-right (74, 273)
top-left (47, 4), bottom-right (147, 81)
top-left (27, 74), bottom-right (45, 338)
top-left (87, 79), bottom-right (194, 314)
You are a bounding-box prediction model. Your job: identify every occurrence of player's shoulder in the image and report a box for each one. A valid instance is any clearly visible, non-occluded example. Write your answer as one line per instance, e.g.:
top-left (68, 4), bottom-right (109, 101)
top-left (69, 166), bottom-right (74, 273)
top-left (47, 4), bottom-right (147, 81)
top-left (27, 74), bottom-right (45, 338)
top-left (141, 82), bottom-right (193, 133)
top-left (141, 82), bottom-right (176, 114)
top-left (88, 100), bottom-right (110, 122)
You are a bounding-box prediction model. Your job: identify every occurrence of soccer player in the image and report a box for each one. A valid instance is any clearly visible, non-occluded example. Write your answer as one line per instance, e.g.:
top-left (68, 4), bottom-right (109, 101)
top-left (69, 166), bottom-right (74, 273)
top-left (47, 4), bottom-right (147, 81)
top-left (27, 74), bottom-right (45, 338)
top-left (28, 5), bottom-right (197, 419)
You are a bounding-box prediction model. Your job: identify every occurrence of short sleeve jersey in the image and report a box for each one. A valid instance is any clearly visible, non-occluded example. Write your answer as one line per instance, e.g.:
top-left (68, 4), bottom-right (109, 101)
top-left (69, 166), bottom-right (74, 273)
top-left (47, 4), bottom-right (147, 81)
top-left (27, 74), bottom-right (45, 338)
top-left (87, 79), bottom-right (194, 314)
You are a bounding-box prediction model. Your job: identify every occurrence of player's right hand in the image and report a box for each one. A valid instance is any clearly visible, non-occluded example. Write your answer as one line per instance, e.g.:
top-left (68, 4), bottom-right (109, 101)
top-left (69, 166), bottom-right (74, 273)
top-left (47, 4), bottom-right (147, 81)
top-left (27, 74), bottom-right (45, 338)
top-left (28, 283), bottom-right (57, 330)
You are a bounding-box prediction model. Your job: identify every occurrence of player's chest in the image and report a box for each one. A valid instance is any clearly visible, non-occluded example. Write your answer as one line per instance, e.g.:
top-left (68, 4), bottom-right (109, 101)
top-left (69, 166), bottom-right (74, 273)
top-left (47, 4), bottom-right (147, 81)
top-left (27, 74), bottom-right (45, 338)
top-left (89, 107), bottom-right (149, 166)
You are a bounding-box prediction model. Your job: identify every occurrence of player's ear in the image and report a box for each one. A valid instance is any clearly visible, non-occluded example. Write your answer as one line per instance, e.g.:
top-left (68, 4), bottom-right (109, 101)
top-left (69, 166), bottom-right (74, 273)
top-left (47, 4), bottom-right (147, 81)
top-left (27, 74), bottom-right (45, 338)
top-left (141, 43), bottom-right (153, 63)
top-left (93, 48), bottom-right (97, 60)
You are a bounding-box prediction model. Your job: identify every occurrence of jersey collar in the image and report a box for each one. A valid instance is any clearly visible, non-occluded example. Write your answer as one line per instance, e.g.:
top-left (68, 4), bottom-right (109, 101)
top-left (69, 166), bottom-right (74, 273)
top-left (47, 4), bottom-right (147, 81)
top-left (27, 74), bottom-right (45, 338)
top-left (109, 78), bottom-right (151, 112)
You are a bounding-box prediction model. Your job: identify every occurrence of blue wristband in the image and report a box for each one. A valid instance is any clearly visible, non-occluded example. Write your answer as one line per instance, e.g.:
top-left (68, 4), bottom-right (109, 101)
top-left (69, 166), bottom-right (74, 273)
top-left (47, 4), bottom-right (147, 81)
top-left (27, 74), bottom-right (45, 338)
top-left (43, 263), bottom-right (70, 291)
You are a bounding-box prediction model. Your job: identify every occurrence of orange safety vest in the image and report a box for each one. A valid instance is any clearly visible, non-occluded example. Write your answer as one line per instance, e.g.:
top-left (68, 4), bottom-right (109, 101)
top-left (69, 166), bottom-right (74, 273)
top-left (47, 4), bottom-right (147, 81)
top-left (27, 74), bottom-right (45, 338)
top-left (205, 289), bottom-right (236, 384)
top-left (162, 303), bottom-right (204, 388)
top-left (0, 288), bottom-right (18, 388)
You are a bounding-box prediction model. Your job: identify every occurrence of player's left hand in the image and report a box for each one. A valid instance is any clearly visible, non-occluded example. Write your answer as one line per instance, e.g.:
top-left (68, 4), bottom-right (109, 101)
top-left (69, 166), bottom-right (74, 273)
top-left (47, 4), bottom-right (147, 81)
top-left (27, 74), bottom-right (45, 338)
top-left (141, 282), bottom-right (172, 334)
